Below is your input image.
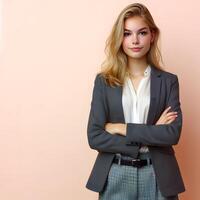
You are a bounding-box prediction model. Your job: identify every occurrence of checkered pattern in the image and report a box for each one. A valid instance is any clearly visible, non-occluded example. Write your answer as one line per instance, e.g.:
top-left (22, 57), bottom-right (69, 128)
top-left (98, 152), bottom-right (179, 200)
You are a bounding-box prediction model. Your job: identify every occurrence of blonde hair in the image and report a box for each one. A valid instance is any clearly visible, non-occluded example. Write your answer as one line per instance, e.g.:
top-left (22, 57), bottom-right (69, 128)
top-left (98, 3), bottom-right (165, 87)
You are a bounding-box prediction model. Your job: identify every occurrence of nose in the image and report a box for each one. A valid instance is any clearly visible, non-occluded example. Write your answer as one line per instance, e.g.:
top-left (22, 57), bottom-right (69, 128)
top-left (132, 33), bottom-right (139, 44)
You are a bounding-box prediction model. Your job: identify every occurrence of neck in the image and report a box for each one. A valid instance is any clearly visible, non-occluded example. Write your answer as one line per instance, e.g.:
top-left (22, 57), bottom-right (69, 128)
top-left (127, 56), bottom-right (148, 76)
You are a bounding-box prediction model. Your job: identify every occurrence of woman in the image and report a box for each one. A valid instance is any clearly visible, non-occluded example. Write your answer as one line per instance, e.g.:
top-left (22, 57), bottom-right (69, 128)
top-left (86, 3), bottom-right (185, 200)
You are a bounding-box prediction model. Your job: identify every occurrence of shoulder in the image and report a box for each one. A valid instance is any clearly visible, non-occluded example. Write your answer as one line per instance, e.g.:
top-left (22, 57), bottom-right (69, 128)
top-left (94, 72), bottom-right (107, 87)
top-left (153, 66), bottom-right (179, 85)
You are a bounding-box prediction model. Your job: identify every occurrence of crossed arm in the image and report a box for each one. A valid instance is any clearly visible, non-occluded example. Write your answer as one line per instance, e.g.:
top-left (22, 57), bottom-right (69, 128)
top-left (87, 74), bottom-right (182, 155)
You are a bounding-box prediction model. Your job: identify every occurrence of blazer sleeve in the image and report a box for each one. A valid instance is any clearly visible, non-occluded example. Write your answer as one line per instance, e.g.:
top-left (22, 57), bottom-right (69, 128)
top-left (125, 75), bottom-right (183, 146)
top-left (87, 74), bottom-right (139, 157)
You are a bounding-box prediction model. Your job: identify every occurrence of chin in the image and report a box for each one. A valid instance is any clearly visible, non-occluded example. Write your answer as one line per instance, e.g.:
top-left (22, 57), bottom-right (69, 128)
top-left (126, 50), bottom-right (148, 60)
top-left (127, 54), bottom-right (146, 60)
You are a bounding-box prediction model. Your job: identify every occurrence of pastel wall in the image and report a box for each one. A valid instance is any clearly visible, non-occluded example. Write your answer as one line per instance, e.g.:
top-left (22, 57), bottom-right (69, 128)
top-left (1, 0), bottom-right (199, 199)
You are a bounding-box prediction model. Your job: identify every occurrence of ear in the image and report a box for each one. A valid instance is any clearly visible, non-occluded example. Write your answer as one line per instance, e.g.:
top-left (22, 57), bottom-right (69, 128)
top-left (150, 30), bottom-right (155, 43)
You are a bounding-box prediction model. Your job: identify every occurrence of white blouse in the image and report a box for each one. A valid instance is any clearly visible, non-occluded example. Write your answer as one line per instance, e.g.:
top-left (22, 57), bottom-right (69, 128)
top-left (122, 65), bottom-right (151, 153)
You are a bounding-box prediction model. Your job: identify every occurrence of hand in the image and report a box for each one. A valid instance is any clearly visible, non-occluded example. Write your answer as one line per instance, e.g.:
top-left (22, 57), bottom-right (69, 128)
top-left (155, 106), bottom-right (178, 125)
top-left (105, 123), bottom-right (118, 135)
top-left (105, 123), bottom-right (126, 136)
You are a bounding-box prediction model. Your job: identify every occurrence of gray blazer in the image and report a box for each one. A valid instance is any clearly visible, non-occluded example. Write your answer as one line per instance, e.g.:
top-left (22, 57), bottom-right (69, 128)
top-left (85, 65), bottom-right (185, 197)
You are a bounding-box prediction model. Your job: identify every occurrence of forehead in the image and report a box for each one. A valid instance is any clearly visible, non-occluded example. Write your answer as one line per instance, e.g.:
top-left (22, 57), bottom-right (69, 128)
top-left (124, 16), bottom-right (149, 31)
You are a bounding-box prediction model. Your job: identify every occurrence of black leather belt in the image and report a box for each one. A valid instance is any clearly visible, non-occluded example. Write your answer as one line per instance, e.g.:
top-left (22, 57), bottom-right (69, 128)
top-left (113, 157), bottom-right (152, 168)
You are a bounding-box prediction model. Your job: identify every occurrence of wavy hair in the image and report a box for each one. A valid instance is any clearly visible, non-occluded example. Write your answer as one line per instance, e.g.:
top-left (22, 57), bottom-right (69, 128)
top-left (98, 3), bottom-right (165, 87)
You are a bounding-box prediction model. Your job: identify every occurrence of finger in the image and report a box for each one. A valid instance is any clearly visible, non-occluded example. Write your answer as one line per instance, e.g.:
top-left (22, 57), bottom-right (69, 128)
top-left (165, 116), bottom-right (176, 124)
top-left (165, 112), bottom-right (178, 117)
top-left (162, 116), bottom-right (175, 123)
top-left (162, 106), bottom-right (172, 115)
top-left (167, 114), bottom-right (178, 120)
top-left (160, 113), bottom-right (174, 122)
top-left (166, 116), bottom-right (177, 123)
top-left (166, 118), bottom-right (175, 124)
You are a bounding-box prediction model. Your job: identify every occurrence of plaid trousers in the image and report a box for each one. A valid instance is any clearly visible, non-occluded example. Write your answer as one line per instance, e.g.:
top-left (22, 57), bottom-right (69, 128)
top-left (98, 152), bottom-right (179, 200)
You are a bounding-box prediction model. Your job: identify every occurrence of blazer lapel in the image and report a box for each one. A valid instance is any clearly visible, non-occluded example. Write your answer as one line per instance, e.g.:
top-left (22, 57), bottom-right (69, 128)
top-left (147, 65), bottom-right (162, 125)
top-left (117, 65), bottom-right (161, 125)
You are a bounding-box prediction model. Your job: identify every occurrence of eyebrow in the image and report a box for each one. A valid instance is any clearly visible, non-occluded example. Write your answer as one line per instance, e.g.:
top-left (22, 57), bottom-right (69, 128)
top-left (124, 27), bottom-right (148, 32)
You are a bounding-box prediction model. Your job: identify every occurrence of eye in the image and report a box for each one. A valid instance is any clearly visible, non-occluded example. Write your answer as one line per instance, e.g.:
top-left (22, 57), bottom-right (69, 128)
top-left (139, 31), bottom-right (148, 35)
top-left (124, 32), bottom-right (131, 37)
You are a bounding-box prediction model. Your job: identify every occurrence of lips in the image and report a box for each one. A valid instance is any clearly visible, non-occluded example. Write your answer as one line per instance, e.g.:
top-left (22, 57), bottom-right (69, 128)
top-left (131, 47), bottom-right (143, 52)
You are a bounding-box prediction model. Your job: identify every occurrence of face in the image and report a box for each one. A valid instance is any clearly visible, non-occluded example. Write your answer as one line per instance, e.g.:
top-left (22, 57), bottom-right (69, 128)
top-left (122, 16), bottom-right (155, 60)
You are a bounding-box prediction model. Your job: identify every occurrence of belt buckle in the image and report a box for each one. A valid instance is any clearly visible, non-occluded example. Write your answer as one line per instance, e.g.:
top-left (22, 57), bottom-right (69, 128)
top-left (131, 158), bottom-right (141, 168)
top-left (115, 154), bottom-right (122, 165)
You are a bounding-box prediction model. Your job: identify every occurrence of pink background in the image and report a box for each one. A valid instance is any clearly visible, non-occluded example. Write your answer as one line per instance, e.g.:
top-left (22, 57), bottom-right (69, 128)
top-left (1, 0), bottom-right (200, 199)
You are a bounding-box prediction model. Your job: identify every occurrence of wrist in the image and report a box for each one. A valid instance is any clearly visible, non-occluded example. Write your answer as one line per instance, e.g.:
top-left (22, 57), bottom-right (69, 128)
top-left (118, 123), bottom-right (127, 136)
